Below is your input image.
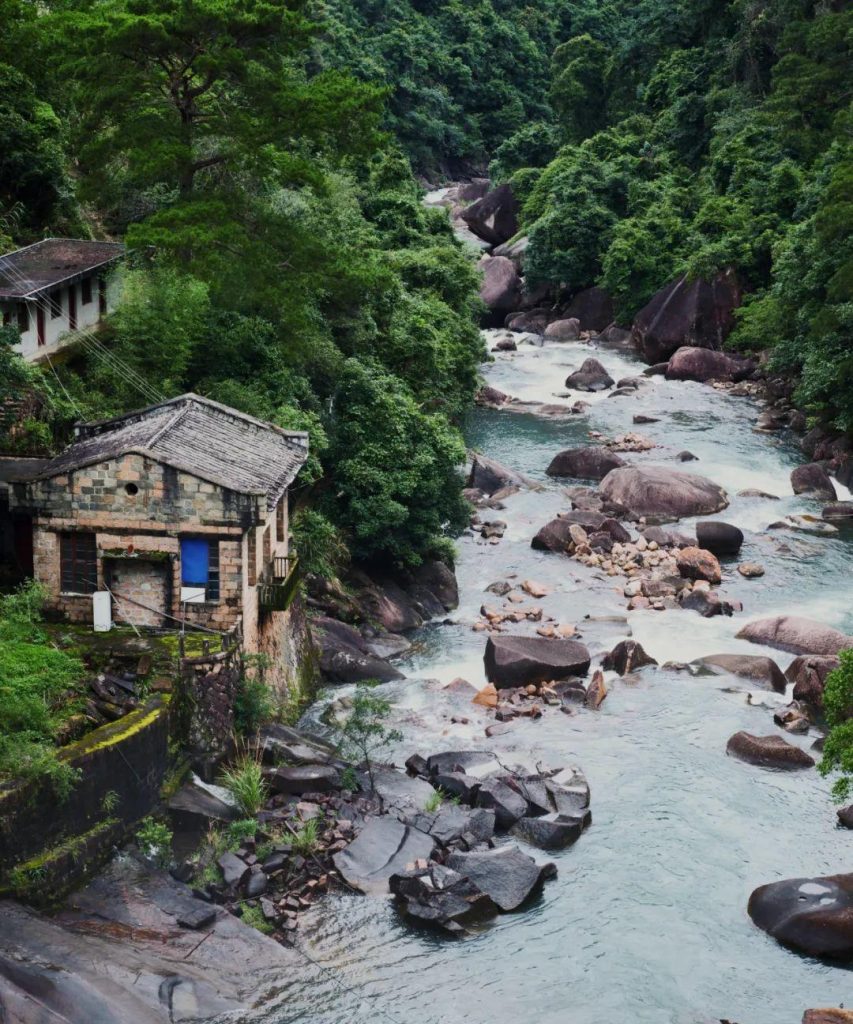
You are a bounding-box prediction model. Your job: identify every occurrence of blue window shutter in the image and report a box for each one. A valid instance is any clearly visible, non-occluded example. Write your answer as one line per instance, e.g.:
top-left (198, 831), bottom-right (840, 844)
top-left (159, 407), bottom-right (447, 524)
top-left (180, 538), bottom-right (209, 586)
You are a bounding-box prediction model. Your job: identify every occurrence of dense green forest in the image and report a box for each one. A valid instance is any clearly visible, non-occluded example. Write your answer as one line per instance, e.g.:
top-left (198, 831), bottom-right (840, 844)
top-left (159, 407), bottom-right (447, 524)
top-left (1, 0), bottom-right (851, 573)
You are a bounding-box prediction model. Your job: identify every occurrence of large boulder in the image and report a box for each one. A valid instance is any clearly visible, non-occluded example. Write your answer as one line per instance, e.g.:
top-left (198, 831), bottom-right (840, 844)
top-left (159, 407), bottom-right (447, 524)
top-left (531, 517), bottom-right (576, 553)
top-left (506, 307), bottom-right (550, 334)
top-left (675, 546), bottom-right (722, 584)
top-left (312, 616), bottom-right (405, 684)
top-left (736, 616), bottom-right (852, 656)
top-left (803, 1012), bottom-right (853, 1024)
top-left (390, 862), bottom-right (497, 933)
top-left (563, 287), bottom-right (615, 332)
top-left (786, 655), bottom-right (841, 710)
top-left (632, 270), bottom-right (742, 364)
top-left (565, 357), bottom-right (615, 392)
top-left (695, 521), bottom-right (743, 556)
top-left (693, 654), bottom-right (787, 692)
top-left (543, 317), bottom-right (580, 341)
top-left (791, 463), bottom-right (837, 501)
top-left (599, 465), bottom-right (729, 520)
top-left (332, 817), bottom-right (436, 895)
top-left (602, 640), bottom-right (658, 675)
top-left (545, 446), bottom-right (625, 481)
top-left (460, 183), bottom-right (520, 246)
top-left (356, 578), bottom-right (423, 633)
top-left (410, 559), bottom-right (459, 611)
top-left (726, 732), bottom-right (815, 769)
top-left (484, 635), bottom-right (590, 689)
top-left (468, 452), bottom-right (538, 495)
top-left (748, 873), bottom-right (853, 959)
top-left (665, 346), bottom-right (754, 383)
top-left (458, 179), bottom-right (490, 202)
top-left (446, 846), bottom-right (555, 912)
top-left (478, 255), bottom-right (522, 313)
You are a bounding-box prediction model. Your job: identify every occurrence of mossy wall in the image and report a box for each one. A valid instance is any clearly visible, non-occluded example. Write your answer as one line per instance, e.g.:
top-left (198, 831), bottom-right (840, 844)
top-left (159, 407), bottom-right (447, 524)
top-left (0, 698), bottom-right (170, 893)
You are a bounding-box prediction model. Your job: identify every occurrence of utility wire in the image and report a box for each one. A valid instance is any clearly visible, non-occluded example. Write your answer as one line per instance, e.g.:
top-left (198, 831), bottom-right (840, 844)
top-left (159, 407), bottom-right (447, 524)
top-left (0, 252), bottom-right (167, 406)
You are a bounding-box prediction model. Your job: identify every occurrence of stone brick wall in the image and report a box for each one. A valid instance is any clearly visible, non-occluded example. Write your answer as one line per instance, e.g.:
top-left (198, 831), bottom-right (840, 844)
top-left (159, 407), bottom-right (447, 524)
top-left (14, 452), bottom-right (294, 643)
top-left (12, 453), bottom-right (262, 529)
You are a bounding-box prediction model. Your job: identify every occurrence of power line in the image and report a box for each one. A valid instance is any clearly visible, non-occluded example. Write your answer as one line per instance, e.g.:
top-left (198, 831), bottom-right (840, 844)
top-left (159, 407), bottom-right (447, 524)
top-left (1, 251), bottom-right (167, 407)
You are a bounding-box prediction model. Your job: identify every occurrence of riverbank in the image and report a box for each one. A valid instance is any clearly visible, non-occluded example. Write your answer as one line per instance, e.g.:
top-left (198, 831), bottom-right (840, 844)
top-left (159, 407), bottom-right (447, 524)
top-left (288, 330), bottom-right (853, 1024)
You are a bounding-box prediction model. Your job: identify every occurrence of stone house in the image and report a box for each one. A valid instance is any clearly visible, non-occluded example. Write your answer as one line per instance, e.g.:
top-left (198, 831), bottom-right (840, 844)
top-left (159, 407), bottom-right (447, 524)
top-left (6, 394), bottom-right (308, 655)
top-left (0, 238), bottom-right (124, 362)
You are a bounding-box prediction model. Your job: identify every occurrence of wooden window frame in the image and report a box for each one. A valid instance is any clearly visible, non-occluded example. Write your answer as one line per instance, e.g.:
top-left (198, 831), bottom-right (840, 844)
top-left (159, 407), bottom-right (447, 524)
top-left (247, 528), bottom-right (257, 587)
top-left (60, 532), bottom-right (97, 594)
top-left (276, 496), bottom-right (285, 542)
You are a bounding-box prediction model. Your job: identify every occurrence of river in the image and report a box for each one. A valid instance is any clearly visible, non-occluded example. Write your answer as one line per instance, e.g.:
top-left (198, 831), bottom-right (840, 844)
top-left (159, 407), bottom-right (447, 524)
top-left (252, 334), bottom-right (852, 1024)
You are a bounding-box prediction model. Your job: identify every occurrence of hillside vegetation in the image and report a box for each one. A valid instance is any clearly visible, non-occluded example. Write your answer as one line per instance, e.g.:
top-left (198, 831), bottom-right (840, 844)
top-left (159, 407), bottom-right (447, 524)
top-left (0, 0), bottom-right (850, 571)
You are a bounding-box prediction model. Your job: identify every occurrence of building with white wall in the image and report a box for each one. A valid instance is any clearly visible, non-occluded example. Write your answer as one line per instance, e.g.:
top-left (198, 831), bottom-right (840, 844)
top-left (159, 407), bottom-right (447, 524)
top-left (0, 238), bottom-right (124, 362)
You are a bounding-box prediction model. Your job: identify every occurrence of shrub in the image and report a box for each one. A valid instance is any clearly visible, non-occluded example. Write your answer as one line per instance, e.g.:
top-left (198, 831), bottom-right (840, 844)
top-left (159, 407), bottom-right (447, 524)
top-left (135, 817), bottom-right (173, 867)
top-left (819, 649), bottom-right (853, 801)
top-left (333, 685), bottom-right (402, 791)
top-left (291, 817), bottom-right (319, 856)
top-left (234, 654), bottom-right (274, 737)
top-left (219, 754), bottom-right (268, 817)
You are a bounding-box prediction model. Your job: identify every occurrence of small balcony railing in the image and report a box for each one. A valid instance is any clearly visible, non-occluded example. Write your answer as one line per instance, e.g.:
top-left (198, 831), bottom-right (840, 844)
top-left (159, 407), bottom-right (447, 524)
top-left (258, 555), bottom-right (300, 613)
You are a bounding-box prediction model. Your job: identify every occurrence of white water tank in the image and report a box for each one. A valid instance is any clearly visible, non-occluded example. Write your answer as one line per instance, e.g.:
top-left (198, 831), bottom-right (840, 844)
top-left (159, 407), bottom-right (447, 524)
top-left (92, 591), bottom-right (112, 632)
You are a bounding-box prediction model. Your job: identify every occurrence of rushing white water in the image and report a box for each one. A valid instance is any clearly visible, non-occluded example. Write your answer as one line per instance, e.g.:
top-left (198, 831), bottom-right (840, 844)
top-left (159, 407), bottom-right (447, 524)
top-left (253, 336), bottom-right (853, 1024)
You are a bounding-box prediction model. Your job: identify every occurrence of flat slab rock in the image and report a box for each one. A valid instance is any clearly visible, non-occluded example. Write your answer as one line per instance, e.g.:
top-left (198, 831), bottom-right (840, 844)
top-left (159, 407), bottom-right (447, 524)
top-left (484, 634), bottom-right (591, 688)
top-left (726, 731), bottom-right (815, 770)
top-left (736, 615), bottom-right (852, 656)
top-left (333, 817), bottom-right (436, 895)
top-left (406, 805), bottom-right (496, 847)
top-left (693, 654), bottom-right (787, 692)
top-left (748, 873), bottom-right (853, 959)
top-left (446, 845), bottom-right (556, 912)
top-left (599, 465), bottom-right (729, 520)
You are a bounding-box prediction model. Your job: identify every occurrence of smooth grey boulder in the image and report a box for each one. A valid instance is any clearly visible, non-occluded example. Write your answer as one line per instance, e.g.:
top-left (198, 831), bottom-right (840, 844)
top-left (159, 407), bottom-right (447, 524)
top-left (545, 446), bottom-right (625, 481)
top-left (736, 616), bottom-right (852, 656)
top-left (531, 517), bottom-right (575, 552)
top-left (748, 873), bottom-right (853, 959)
top-left (600, 465), bottom-right (729, 520)
top-left (484, 635), bottom-right (591, 688)
top-left (478, 255), bottom-right (522, 312)
top-left (791, 463), bottom-right (837, 500)
top-left (602, 640), bottom-right (658, 675)
top-left (0, 859), bottom-right (290, 1024)
top-left (468, 452), bottom-right (538, 495)
top-left (694, 654), bottom-right (787, 692)
top-left (726, 732), bottom-right (815, 770)
top-left (565, 357), bottom-right (615, 392)
top-left (544, 317), bottom-right (580, 341)
top-left (313, 616), bottom-right (404, 684)
top-left (786, 654), bottom-right (841, 709)
top-left (460, 183), bottom-right (520, 246)
top-left (665, 346), bottom-right (754, 383)
top-left (447, 846), bottom-right (555, 912)
top-left (333, 817), bottom-right (436, 895)
top-left (695, 521), bottom-right (744, 556)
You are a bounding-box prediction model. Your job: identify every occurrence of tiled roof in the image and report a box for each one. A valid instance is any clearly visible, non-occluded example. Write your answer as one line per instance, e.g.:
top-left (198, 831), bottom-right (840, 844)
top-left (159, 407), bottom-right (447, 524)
top-left (0, 239), bottom-right (124, 300)
top-left (34, 394), bottom-right (309, 507)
